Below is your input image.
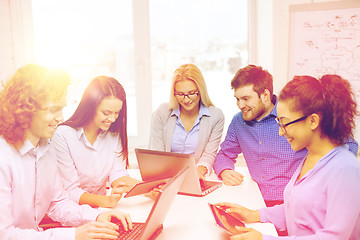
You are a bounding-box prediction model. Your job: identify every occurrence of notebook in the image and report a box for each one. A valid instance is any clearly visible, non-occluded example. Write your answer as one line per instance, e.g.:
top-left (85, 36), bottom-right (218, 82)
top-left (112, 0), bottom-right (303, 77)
top-left (113, 167), bottom-right (189, 240)
top-left (135, 148), bottom-right (222, 197)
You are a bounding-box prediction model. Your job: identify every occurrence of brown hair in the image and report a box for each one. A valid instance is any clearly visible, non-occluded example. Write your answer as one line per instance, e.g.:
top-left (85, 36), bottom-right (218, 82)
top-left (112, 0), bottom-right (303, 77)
top-left (62, 76), bottom-right (129, 167)
top-left (231, 65), bottom-right (273, 97)
top-left (279, 75), bottom-right (358, 144)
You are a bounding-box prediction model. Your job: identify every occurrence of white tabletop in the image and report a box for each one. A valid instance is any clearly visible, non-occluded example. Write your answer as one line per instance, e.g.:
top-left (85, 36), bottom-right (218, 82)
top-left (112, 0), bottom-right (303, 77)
top-left (114, 167), bottom-right (278, 239)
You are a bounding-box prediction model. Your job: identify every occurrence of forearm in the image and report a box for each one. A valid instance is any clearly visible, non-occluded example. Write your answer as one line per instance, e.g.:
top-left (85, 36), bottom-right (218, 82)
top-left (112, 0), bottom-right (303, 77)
top-left (79, 192), bottom-right (114, 208)
top-left (213, 152), bottom-right (236, 177)
top-left (259, 204), bottom-right (287, 231)
top-left (248, 209), bottom-right (261, 223)
top-left (111, 176), bottom-right (141, 189)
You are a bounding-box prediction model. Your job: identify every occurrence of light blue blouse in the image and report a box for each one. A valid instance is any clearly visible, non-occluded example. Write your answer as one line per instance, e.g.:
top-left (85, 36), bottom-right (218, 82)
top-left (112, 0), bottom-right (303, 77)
top-left (171, 104), bottom-right (210, 155)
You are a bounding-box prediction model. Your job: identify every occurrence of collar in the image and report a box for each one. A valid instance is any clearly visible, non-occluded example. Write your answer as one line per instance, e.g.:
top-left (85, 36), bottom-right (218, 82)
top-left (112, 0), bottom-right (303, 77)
top-left (19, 138), bottom-right (50, 157)
top-left (269, 95), bottom-right (278, 118)
top-left (243, 95), bottom-right (278, 125)
top-left (76, 127), bottom-right (85, 140)
top-left (76, 127), bottom-right (106, 140)
top-left (171, 103), bottom-right (210, 118)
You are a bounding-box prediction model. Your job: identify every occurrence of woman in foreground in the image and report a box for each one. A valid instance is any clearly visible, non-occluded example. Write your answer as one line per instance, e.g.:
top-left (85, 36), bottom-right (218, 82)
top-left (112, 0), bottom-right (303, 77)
top-left (216, 75), bottom-right (360, 239)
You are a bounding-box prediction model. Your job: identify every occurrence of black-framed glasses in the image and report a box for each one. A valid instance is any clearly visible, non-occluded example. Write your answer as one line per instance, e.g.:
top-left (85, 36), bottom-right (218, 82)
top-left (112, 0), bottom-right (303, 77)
top-left (275, 115), bottom-right (308, 133)
top-left (174, 91), bottom-right (199, 100)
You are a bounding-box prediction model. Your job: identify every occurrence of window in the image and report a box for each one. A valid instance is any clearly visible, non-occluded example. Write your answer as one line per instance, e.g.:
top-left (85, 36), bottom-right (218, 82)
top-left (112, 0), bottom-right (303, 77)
top-left (31, 0), bottom-right (249, 151)
top-left (32, 0), bottom-right (137, 136)
top-left (150, 0), bottom-right (248, 126)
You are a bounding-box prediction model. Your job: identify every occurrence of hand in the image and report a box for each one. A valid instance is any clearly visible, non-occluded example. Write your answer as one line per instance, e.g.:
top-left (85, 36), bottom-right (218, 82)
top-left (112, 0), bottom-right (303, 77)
top-left (112, 176), bottom-right (141, 193)
top-left (220, 170), bottom-right (244, 185)
top-left (197, 165), bottom-right (208, 180)
top-left (230, 227), bottom-right (263, 240)
top-left (96, 209), bottom-right (132, 231)
top-left (215, 202), bottom-right (260, 223)
top-left (145, 183), bottom-right (165, 200)
top-left (75, 221), bottom-right (119, 240)
top-left (111, 182), bottom-right (129, 196)
top-left (104, 194), bottom-right (122, 208)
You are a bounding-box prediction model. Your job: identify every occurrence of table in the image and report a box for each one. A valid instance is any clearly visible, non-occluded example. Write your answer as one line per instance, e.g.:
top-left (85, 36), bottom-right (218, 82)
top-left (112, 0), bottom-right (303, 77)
top-left (114, 167), bottom-right (278, 239)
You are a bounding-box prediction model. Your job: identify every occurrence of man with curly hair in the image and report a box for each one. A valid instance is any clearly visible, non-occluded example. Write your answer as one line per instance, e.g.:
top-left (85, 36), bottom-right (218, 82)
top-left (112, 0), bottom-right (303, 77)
top-left (0, 64), bottom-right (132, 239)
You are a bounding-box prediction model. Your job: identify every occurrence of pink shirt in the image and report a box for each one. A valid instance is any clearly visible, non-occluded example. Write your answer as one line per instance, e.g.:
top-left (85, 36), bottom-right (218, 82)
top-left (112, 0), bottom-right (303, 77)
top-left (260, 146), bottom-right (360, 239)
top-left (52, 126), bottom-right (128, 202)
top-left (0, 136), bottom-right (101, 240)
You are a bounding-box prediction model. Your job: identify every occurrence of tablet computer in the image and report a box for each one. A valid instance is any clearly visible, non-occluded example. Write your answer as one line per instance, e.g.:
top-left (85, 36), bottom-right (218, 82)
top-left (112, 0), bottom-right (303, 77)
top-left (208, 203), bottom-right (245, 234)
top-left (124, 178), bottom-right (169, 198)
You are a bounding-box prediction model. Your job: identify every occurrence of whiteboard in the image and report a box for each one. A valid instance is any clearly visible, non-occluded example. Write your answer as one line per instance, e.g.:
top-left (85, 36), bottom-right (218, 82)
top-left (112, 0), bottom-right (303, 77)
top-left (288, 1), bottom-right (360, 143)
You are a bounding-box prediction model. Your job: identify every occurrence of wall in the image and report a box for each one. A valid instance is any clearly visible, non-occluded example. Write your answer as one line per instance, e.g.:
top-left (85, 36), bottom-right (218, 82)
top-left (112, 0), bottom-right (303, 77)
top-left (272, 0), bottom-right (349, 94)
top-left (248, 0), bottom-right (274, 76)
top-left (0, 0), bottom-right (34, 86)
top-left (271, 0), bottom-right (360, 144)
top-left (0, 0), bottom-right (14, 85)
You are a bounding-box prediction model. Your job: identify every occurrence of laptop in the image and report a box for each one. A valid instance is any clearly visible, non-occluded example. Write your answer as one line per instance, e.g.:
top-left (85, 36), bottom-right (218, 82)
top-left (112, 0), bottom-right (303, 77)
top-left (135, 148), bottom-right (222, 197)
top-left (113, 167), bottom-right (189, 240)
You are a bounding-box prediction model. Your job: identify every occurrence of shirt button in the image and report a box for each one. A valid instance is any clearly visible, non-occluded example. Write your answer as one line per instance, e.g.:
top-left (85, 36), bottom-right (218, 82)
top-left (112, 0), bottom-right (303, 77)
top-left (259, 141), bottom-right (262, 144)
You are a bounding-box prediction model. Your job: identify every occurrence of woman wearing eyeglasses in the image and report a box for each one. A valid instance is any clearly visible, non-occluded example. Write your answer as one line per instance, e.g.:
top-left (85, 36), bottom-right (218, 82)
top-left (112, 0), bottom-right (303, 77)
top-left (52, 76), bottom-right (140, 208)
top-left (216, 75), bottom-right (360, 239)
top-left (149, 64), bottom-right (224, 179)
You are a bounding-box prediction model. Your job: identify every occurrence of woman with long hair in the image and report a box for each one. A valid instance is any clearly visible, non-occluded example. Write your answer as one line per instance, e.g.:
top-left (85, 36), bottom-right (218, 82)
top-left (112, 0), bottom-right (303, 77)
top-left (52, 76), bottom-right (139, 208)
top-left (149, 63), bottom-right (224, 179)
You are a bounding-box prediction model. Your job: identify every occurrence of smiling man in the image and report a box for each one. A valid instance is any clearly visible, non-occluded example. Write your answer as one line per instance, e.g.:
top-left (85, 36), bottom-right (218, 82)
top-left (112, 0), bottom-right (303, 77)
top-left (213, 65), bottom-right (358, 209)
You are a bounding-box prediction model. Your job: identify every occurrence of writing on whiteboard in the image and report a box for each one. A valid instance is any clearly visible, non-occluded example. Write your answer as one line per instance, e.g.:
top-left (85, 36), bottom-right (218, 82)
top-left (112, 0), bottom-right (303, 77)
top-left (290, 8), bottom-right (360, 95)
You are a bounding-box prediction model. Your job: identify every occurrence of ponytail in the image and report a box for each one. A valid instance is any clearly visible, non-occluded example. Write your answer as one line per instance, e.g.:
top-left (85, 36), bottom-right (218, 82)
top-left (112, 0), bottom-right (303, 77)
top-left (279, 75), bottom-right (358, 144)
top-left (319, 75), bottom-right (357, 144)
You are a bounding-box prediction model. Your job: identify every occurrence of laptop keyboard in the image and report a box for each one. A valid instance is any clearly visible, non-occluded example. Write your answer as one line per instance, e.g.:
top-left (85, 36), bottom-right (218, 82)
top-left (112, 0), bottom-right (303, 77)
top-left (200, 179), bottom-right (222, 194)
top-left (117, 222), bottom-right (144, 240)
top-left (200, 179), bottom-right (213, 190)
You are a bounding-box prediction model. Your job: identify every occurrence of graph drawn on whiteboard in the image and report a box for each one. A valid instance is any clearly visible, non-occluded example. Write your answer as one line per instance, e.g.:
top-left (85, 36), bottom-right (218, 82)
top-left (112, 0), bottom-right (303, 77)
top-left (288, 3), bottom-right (360, 98)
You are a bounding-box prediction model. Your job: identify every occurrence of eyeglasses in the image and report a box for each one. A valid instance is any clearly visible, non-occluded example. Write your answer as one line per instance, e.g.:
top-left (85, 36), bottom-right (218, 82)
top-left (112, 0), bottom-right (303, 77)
top-left (275, 115), bottom-right (308, 133)
top-left (174, 91), bottom-right (199, 100)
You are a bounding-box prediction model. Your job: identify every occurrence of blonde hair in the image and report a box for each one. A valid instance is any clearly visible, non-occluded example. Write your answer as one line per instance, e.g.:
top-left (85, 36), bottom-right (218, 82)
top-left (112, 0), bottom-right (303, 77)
top-left (169, 64), bottom-right (213, 109)
top-left (0, 64), bottom-right (70, 147)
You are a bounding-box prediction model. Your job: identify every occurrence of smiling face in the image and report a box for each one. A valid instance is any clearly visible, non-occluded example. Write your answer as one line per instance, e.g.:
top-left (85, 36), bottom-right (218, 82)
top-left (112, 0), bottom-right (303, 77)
top-left (26, 96), bottom-right (67, 146)
top-left (92, 96), bottom-right (123, 132)
top-left (174, 79), bottom-right (200, 113)
top-left (276, 100), bottom-right (313, 151)
top-left (234, 85), bottom-right (269, 121)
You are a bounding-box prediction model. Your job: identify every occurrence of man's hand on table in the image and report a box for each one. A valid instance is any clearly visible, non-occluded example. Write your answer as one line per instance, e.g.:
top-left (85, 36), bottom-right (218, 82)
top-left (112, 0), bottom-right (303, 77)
top-left (220, 170), bottom-right (244, 186)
